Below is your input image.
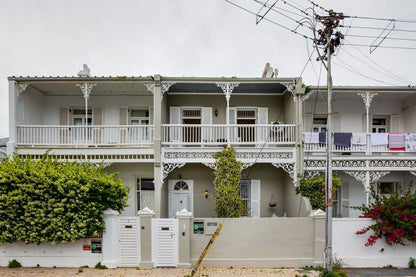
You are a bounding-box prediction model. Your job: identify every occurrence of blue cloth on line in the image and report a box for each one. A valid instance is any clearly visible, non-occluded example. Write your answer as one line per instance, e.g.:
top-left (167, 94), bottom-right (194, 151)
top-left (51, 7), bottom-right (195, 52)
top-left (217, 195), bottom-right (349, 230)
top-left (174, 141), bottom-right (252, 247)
top-left (319, 132), bottom-right (326, 144)
top-left (334, 132), bottom-right (352, 148)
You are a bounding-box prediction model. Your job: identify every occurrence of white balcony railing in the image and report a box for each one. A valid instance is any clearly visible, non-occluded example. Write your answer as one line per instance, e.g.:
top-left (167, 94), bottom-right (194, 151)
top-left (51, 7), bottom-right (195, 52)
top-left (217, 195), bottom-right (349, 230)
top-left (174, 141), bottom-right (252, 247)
top-left (17, 125), bottom-right (154, 146)
top-left (162, 124), bottom-right (296, 146)
top-left (303, 132), bottom-right (401, 153)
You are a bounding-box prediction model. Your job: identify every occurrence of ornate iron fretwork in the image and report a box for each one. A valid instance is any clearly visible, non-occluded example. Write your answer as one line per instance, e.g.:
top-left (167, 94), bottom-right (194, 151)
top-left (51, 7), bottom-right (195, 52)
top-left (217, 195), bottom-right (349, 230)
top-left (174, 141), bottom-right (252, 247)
top-left (76, 82), bottom-right (97, 99)
top-left (16, 83), bottom-right (29, 99)
top-left (241, 163), bottom-right (254, 170)
top-left (202, 163), bottom-right (217, 170)
top-left (144, 83), bottom-right (155, 94)
top-left (358, 92), bottom-right (377, 109)
top-left (344, 170), bottom-right (390, 192)
top-left (410, 172), bottom-right (416, 177)
top-left (369, 160), bottom-right (416, 168)
top-left (272, 162), bottom-right (295, 179)
top-left (216, 82), bottom-right (239, 101)
top-left (161, 81), bottom-right (176, 94)
top-left (162, 163), bottom-right (185, 180)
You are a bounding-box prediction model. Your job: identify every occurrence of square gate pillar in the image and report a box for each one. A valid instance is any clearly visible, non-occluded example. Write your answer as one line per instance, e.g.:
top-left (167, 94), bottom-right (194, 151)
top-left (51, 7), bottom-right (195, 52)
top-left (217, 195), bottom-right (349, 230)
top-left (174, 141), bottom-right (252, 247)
top-left (310, 209), bottom-right (326, 265)
top-left (176, 209), bottom-right (192, 268)
top-left (138, 207), bottom-right (155, 269)
top-left (102, 208), bottom-right (120, 268)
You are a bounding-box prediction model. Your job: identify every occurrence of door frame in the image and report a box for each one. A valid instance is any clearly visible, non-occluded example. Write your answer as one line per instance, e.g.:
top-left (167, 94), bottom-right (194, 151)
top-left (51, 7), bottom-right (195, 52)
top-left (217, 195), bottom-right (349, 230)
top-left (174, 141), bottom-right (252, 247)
top-left (168, 179), bottom-right (194, 218)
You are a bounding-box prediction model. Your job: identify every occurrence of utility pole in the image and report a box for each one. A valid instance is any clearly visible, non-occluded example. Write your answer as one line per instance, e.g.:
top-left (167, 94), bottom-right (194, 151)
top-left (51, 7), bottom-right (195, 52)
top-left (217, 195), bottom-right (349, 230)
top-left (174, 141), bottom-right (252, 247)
top-left (314, 10), bottom-right (344, 273)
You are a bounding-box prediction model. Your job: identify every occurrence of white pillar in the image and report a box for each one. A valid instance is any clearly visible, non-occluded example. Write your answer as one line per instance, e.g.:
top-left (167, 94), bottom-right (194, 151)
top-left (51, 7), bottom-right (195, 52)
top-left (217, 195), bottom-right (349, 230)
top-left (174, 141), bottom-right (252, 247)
top-left (216, 82), bottom-right (239, 147)
top-left (153, 75), bottom-right (163, 218)
top-left (7, 81), bottom-right (17, 155)
top-left (102, 208), bottom-right (120, 268)
top-left (358, 92), bottom-right (377, 155)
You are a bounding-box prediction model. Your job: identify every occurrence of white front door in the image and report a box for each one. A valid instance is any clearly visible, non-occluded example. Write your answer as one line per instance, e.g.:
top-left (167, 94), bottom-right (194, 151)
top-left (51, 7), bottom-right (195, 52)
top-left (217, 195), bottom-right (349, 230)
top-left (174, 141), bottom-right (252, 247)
top-left (168, 180), bottom-right (193, 218)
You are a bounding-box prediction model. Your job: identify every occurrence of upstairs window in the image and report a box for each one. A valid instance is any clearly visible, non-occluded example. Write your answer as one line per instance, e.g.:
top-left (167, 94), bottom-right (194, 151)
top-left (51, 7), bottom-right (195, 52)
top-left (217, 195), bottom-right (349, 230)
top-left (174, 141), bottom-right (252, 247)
top-left (377, 182), bottom-right (398, 196)
top-left (313, 116), bottom-right (327, 133)
top-left (372, 116), bottom-right (388, 133)
top-left (130, 109), bottom-right (149, 126)
top-left (72, 108), bottom-right (92, 125)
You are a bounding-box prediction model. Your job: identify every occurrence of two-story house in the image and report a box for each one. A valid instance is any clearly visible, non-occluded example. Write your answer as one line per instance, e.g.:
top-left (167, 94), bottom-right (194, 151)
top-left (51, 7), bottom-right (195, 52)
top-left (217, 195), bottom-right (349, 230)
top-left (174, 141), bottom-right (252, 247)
top-left (303, 86), bottom-right (416, 217)
top-left (7, 71), bottom-right (307, 218)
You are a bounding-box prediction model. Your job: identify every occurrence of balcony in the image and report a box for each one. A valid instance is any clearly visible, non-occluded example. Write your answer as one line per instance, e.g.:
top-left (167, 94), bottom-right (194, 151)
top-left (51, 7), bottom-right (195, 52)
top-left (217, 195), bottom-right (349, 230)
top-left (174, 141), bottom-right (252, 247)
top-left (303, 132), bottom-right (414, 154)
top-left (161, 124), bottom-right (296, 147)
top-left (16, 125), bottom-right (154, 147)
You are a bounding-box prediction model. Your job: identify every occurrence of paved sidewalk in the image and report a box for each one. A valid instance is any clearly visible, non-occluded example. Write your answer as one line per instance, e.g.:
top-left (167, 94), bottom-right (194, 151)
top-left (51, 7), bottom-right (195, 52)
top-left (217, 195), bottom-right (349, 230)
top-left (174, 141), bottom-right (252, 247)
top-left (0, 267), bottom-right (320, 277)
top-left (343, 268), bottom-right (416, 277)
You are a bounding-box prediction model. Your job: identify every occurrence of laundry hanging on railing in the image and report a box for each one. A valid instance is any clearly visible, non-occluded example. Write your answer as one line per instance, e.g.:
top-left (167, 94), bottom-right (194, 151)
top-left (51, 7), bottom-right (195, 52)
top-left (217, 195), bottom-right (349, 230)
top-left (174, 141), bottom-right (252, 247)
top-left (304, 132), bottom-right (319, 144)
top-left (334, 132), bottom-right (352, 148)
top-left (371, 133), bottom-right (388, 146)
top-left (319, 132), bottom-right (326, 144)
top-left (388, 133), bottom-right (405, 151)
top-left (405, 133), bottom-right (416, 152)
top-left (352, 133), bottom-right (366, 145)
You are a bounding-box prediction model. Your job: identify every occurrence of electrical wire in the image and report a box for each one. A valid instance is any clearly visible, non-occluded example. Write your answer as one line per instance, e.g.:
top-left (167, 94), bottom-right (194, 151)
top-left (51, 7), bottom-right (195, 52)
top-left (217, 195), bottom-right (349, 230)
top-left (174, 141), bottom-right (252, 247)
top-left (224, 0), bottom-right (314, 40)
top-left (346, 34), bottom-right (416, 42)
top-left (343, 15), bottom-right (416, 24)
top-left (339, 25), bottom-right (416, 34)
top-left (342, 43), bottom-right (416, 50)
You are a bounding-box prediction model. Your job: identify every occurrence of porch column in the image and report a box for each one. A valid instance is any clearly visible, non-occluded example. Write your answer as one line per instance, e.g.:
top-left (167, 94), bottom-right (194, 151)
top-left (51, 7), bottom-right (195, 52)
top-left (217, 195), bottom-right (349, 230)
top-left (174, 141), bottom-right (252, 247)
top-left (76, 82), bottom-right (96, 144)
top-left (7, 81), bottom-right (17, 155)
top-left (358, 91), bottom-right (377, 155)
top-left (216, 82), bottom-right (239, 147)
top-left (153, 75), bottom-right (163, 218)
top-left (294, 78), bottom-right (305, 182)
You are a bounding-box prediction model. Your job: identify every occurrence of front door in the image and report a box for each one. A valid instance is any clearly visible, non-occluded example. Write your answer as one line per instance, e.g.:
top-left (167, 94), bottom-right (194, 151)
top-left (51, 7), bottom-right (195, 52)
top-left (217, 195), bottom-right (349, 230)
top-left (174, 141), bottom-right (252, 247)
top-left (168, 180), bottom-right (193, 218)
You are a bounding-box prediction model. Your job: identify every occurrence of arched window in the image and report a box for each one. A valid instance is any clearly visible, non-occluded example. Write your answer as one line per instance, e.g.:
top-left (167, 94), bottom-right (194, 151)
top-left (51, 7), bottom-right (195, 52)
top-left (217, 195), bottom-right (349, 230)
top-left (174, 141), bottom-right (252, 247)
top-left (174, 181), bottom-right (189, 191)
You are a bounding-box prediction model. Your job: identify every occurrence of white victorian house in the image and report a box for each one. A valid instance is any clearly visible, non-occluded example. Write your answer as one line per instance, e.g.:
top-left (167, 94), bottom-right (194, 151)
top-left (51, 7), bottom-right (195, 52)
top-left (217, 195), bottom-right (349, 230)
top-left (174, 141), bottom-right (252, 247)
top-left (7, 68), bottom-right (416, 218)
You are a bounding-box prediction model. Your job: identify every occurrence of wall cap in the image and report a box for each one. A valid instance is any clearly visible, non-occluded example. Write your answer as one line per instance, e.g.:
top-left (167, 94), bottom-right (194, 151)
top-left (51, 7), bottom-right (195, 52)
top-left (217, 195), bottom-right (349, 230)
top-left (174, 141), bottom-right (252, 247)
top-left (103, 208), bottom-right (120, 216)
top-left (310, 209), bottom-right (326, 218)
top-left (176, 208), bottom-right (192, 218)
top-left (137, 207), bottom-right (156, 216)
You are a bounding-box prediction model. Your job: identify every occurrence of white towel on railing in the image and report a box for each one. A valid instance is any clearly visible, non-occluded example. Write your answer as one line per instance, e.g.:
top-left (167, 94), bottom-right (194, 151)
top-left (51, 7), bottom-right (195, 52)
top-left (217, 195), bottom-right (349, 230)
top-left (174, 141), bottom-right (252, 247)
top-left (352, 133), bottom-right (366, 145)
top-left (371, 133), bottom-right (388, 146)
top-left (405, 133), bottom-right (416, 152)
top-left (304, 132), bottom-right (319, 144)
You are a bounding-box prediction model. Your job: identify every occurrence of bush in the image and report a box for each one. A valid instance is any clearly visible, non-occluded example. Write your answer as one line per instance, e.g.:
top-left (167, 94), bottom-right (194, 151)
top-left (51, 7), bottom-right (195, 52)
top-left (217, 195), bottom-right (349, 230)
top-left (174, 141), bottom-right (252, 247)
top-left (213, 148), bottom-right (244, 217)
top-left (355, 183), bottom-right (416, 246)
top-left (8, 259), bottom-right (22, 268)
top-left (0, 155), bottom-right (129, 244)
top-left (409, 257), bottom-right (415, 268)
top-left (296, 173), bottom-right (342, 210)
top-left (95, 262), bottom-right (107, 269)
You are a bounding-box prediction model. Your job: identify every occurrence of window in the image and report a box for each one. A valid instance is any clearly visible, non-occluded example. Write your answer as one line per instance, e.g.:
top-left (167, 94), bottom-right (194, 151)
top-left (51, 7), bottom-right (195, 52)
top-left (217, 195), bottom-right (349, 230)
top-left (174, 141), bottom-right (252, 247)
top-left (240, 180), bottom-right (251, 216)
top-left (237, 108), bottom-right (256, 142)
top-left (174, 181), bottom-right (189, 191)
top-left (313, 116), bottom-right (327, 133)
top-left (372, 116), bottom-right (388, 133)
top-left (136, 178), bottom-right (154, 211)
top-left (72, 108), bottom-right (92, 125)
top-left (181, 108), bottom-right (201, 142)
top-left (130, 109), bottom-right (149, 141)
top-left (377, 182), bottom-right (398, 195)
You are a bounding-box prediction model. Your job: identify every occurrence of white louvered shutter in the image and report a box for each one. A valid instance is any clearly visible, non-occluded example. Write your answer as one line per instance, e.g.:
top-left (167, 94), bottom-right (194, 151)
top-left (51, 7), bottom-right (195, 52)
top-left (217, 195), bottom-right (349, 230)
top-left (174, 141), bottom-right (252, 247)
top-left (333, 114), bottom-right (341, 132)
top-left (169, 107), bottom-right (181, 143)
top-left (119, 106), bottom-right (128, 143)
top-left (229, 107), bottom-right (237, 142)
top-left (201, 107), bottom-right (212, 142)
top-left (304, 113), bottom-right (313, 132)
top-left (92, 106), bottom-right (103, 125)
top-left (390, 114), bottom-right (400, 133)
top-left (257, 107), bottom-right (268, 144)
top-left (59, 106), bottom-right (69, 125)
top-left (250, 180), bottom-right (261, 217)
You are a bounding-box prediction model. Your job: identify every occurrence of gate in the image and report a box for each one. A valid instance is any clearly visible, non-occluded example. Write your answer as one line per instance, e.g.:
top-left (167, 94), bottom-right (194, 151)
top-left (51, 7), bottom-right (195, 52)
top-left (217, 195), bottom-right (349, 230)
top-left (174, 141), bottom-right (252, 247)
top-left (119, 217), bottom-right (140, 267)
top-left (152, 218), bottom-right (178, 267)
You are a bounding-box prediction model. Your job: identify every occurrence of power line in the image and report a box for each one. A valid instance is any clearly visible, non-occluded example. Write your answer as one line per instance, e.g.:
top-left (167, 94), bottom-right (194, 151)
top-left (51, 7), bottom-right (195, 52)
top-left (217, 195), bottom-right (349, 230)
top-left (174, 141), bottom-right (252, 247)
top-left (305, 0), bottom-right (329, 13)
top-left (347, 34), bottom-right (416, 42)
top-left (224, 0), bottom-right (314, 40)
top-left (342, 43), bottom-right (416, 50)
top-left (344, 15), bottom-right (416, 24)
top-left (340, 25), bottom-right (416, 34)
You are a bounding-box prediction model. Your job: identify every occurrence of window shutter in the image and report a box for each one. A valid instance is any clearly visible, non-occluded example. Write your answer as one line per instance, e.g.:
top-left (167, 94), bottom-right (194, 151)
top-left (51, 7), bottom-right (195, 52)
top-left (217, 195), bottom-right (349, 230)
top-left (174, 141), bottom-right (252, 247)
top-left (169, 107), bottom-right (181, 143)
top-left (229, 107), bottom-right (237, 141)
top-left (257, 108), bottom-right (268, 144)
top-left (92, 106), bottom-right (103, 125)
top-left (333, 114), bottom-right (341, 132)
top-left (201, 107), bottom-right (212, 142)
top-left (341, 182), bottom-right (349, 217)
top-left (304, 113), bottom-right (313, 132)
top-left (149, 106), bottom-right (154, 125)
top-left (390, 114), bottom-right (400, 133)
top-left (119, 106), bottom-right (128, 125)
top-left (250, 180), bottom-right (261, 217)
top-left (59, 107), bottom-right (69, 125)
top-left (229, 107), bottom-right (237, 124)
top-left (362, 113), bottom-right (374, 133)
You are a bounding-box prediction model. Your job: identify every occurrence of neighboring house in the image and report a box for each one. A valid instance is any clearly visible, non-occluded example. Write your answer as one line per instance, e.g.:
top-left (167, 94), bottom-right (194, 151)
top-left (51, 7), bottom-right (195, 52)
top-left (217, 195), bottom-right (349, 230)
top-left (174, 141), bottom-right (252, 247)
top-left (0, 137), bottom-right (8, 160)
top-left (303, 87), bottom-right (416, 217)
top-left (7, 71), bottom-right (416, 218)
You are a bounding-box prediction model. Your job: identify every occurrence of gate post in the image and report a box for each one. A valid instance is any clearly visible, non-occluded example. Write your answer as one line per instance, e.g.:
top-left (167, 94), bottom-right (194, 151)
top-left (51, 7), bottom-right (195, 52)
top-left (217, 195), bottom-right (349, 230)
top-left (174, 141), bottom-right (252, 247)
top-left (102, 208), bottom-right (120, 268)
top-left (311, 209), bottom-right (326, 265)
top-left (176, 209), bottom-right (192, 268)
top-left (138, 207), bottom-right (155, 269)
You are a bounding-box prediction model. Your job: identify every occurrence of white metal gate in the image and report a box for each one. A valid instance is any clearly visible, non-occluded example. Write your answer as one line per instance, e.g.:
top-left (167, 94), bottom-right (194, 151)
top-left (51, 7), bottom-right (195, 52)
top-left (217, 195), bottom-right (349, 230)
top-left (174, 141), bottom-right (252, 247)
top-left (119, 217), bottom-right (140, 267)
top-left (152, 218), bottom-right (178, 267)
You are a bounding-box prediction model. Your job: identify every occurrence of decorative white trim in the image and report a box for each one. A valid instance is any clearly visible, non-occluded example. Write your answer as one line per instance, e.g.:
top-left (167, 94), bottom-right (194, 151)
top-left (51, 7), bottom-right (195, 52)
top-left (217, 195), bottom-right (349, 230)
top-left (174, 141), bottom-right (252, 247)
top-left (16, 83), bottom-right (29, 99)
top-left (369, 160), bottom-right (416, 168)
top-left (162, 163), bottom-right (185, 180)
top-left (216, 82), bottom-right (239, 101)
top-left (202, 163), bottom-right (217, 170)
top-left (272, 162), bottom-right (295, 179)
top-left (358, 91), bottom-right (377, 109)
top-left (144, 83), bottom-right (155, 94)
top-left (241, 163), bottom-right (254, 170)
top-left (410, 171), bottom-right (416, 177)
top-left (161, 81), bottom-right (176, 94)
top-left (304, 171), bottom-right (321, 178)
top-left (76, 82), bottom-right (97, 99)
top-left (344, 170), bottom-right (390, 192)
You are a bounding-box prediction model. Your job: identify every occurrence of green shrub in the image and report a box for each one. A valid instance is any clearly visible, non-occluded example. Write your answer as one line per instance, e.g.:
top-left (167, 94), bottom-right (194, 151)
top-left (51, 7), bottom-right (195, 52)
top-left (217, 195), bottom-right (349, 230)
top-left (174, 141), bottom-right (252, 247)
top-left (409, 257), bottom-right (415, 268)
top-left (0, 155), bottom-right (129, 244)
top-left (8, 259), bottom-right (22, 268)
top-left (94, 262), bottom-right (107, 269)
top-left (213, 148), bottom-right (244, 218)
top-left (296, 173), bottom-right (342, 210)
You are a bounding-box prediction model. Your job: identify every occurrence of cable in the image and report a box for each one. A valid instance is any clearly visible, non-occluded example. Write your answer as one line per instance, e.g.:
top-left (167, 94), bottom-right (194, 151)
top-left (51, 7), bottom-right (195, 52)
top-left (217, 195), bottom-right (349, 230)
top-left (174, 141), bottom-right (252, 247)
top-left (343, 15), bottom-right (416, 24)
top-left (343, 38), bottom-right (414, 85)
top-left (298, 40), bottom-right (316, 78)
top-left (339, 25), bottom-right (416, 34)
top-left (305, 0), bottom-right (329, 13)
top-left (339, 47), bottom-right (412, 85)
top-left (346, 34), bottom-right (416, 42)
top-left (224, 0), bottom-right (314, 40)
top-left (342, 43), bottom-right (416, 50)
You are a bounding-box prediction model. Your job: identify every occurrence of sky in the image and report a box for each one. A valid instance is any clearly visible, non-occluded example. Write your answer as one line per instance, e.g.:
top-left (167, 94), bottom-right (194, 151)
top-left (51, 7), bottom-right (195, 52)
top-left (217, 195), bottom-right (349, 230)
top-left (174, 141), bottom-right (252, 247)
top-left (0, 0), bottom-right (415, 137)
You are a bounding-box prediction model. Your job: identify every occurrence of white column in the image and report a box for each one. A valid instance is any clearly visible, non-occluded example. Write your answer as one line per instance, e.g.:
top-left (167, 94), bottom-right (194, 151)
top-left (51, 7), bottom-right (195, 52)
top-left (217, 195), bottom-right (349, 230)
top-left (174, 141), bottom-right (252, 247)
top-left (153, 75), bottom-right (162, 218)
top-left (102, 208), bottom-right (120, 268)
top-left (358, 92), bottom-right (377, 155)
top-left (216, 82), bottom-right (239, 147)
top-left (7, 81), bottom-right (17, 155)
